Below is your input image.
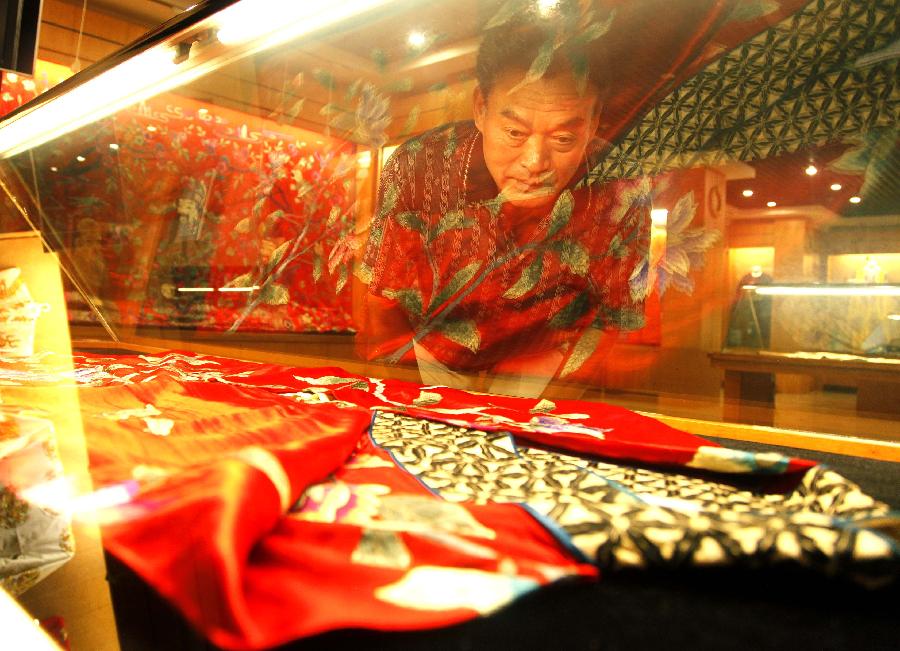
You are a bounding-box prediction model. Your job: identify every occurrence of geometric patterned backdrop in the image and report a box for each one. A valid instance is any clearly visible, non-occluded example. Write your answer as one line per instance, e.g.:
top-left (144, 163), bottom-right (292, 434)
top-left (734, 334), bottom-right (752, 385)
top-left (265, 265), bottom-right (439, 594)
top-left (590, 0), bottom-right (899, 183)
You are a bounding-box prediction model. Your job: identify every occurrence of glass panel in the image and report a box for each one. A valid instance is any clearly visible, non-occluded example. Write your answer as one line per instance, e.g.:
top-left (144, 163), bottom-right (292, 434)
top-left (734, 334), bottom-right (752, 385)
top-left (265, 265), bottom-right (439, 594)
top-left (1, 0), bottom-right (897, 439)
top-left (1, 1), bottom-right (898, 648)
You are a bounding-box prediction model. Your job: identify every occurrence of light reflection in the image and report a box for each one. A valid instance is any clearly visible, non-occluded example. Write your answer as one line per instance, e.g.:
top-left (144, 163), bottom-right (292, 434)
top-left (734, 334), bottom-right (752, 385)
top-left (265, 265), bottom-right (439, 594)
top-left (19, 477), bottom-right (138, 516)
top-left (747, 285), bottom-right (900, 297)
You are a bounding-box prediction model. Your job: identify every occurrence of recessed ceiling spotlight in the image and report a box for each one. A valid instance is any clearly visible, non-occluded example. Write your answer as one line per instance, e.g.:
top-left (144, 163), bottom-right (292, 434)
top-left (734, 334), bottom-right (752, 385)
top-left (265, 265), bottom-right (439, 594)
top-left (742, 189), bottom-right (754, 197)
top-left (849, 196), bottom-right (861, 204)
top-left (537, 0), bottom-right (561, 16)
top-left (50, 166), bottom-right (58, 172)
top-left (805, 164), bottom-right (818, 176)
top-left (407, 31), bottom-right (426, 48)
top-left (76, 155), bottom-right (86, 162)
top-left (830, 183), bottom-right (842, 191)
top-left (109, 143), bottom-right (119, 150)
top-left (766, 201), bottom-right (777, 207)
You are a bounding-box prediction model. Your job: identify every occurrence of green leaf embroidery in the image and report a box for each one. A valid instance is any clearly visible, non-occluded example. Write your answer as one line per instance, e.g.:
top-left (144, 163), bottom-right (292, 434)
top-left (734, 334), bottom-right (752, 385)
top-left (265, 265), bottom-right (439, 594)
top-left (377, 185), bottom-right (399, 221)
top-left (559, 327), bottom-right (601, 378)
top-left (728, 0), bottom-right (780, 22)
top-left (287, 98), bottom-right (305, 120)
top-left (485, 0), bottom-right (521, 30)
top-left (503, 254), bottom-right (544, 299)
top-left (529, 398), bottom-right (556, 414)
top-left (371, 48), bottom-right (388, 73)
top-left (556, 240), bottom-right (589, 276)
top-left (400, 105), bottom-right (421, 138)
top-left (336, 266), bottom-right (349, 293)
top-left (550, 291), bottom-right (591, 329)
top-left (428, 261), bottom-right (480, 313)
top-left (608, 234), bottom-right (629, 259)
top-left (827, 144), bottom-right (867, 175)
top-left (568, 52), bottom-right (589, 96)
top-left (440, 320), bottom-right (481, 353)
top-left (547, 190), bottom-right (574, 238)
top-left (356, 263), bottom-right (374, 285)
top-left (319, 103), bottom-right (341, 116)
top-left (312, 254), bottom-right (323, 282)
top-left (385, 288), bottom-right (423, 319)
top-left (266, 240), bottom-right (291, 273)
top-left (224, 272), bottom-right (254, 288)
top-left (431, 210), bottom-right (475, 241)
top-left (509, 38), bottom-right (557, 94)
top-left (574, 11), bottom-right (616, 44)
top-left (259, 282), bottom-right (290, 305)
top-left (395, 211), bottom-right (426, 233)
top-left (313, 69), bottom-right (335, 90)
top-left (443, 127), bottom-right (458, 158)
top-left (412, 390), bottom-right (443, 406)
top-left (327, 205), bottom-right (342, 227)
top-left (345, 79), bottom-right (363, 102)
top-left (597, 306), bottom-right (646, 331)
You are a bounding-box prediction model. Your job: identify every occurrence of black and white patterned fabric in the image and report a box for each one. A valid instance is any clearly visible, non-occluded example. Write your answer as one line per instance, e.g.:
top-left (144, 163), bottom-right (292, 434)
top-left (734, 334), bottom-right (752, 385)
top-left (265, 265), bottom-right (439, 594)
top-left (372, 411), bottom-right (899, 583)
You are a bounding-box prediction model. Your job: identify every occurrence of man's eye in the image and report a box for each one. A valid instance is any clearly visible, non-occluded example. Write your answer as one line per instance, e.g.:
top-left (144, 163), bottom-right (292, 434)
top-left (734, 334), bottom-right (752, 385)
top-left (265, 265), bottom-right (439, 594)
top-left (505, 129), bottom-right (526, 139)
top-left (555, 135), bottom-right (576, 146)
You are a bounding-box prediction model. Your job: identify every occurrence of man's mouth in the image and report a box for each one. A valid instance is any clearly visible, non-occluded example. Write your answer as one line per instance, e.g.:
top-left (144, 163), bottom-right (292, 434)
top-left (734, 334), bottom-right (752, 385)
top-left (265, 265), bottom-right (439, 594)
top-left (506, 178), bottom-right (555, 195)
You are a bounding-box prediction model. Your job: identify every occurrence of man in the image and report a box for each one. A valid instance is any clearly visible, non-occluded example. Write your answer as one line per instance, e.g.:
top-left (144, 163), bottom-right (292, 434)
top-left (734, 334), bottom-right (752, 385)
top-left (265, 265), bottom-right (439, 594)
top-left (358, 20), bottom-right (649, 395)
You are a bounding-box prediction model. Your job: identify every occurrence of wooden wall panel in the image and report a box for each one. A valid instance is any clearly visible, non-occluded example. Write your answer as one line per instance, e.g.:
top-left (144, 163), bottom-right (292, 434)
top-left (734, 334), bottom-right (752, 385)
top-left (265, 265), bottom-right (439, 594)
top-left (38, 0), bottom-right (150, 69)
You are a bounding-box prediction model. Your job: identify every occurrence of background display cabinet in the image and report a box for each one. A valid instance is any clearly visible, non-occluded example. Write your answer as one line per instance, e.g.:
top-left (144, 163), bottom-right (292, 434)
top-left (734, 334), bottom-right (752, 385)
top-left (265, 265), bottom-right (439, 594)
top-left (0, 1), bottom-right (898, 649)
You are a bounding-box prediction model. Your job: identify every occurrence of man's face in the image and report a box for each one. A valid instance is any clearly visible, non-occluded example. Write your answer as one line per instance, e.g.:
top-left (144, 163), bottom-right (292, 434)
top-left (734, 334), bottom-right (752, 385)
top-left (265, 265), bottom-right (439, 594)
top-left (473, 70), bottom-right (600, 209)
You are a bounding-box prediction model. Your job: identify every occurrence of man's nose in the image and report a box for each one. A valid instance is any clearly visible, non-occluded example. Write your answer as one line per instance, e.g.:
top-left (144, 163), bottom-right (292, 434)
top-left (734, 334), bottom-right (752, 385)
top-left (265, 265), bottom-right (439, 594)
top-left (519, 137), bottom-right (551, 176)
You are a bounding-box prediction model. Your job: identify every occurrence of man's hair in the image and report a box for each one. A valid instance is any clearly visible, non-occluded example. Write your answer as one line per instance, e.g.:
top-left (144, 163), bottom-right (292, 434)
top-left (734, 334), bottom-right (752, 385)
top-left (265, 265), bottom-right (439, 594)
top-left (475, 20), bottom-right (607, 100)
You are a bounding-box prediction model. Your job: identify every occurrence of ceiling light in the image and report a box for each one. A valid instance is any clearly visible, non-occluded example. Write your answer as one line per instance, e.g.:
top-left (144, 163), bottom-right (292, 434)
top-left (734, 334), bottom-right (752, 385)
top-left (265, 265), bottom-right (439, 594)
top-left (849, 196), bottom-right (861, 204)
top-left (766, 201), bottom-right (777, 207)
top-left (537, 0), bottom-right (561, 16)
top-left (76, 155), bottom-right (86, 162)
top-left (830, 183), bottom-right (842, 191)
top-left (407, 31), bottom-right (426, 48)
top-left (805, 164), bottom-right (818, 176)
top-left (741, 189), bottom-right (753, 197)
top-left (49, 166), bottom-right (58, 172)
top-left (650, 208), bottom-right (668, 226)
top-left (108, 143), bottom-right (119, 150)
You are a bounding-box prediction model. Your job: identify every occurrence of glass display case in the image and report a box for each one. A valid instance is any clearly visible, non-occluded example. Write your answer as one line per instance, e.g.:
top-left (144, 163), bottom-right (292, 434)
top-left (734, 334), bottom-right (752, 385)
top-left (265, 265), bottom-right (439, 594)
top-left (0, 1), bottom-right (897, 649)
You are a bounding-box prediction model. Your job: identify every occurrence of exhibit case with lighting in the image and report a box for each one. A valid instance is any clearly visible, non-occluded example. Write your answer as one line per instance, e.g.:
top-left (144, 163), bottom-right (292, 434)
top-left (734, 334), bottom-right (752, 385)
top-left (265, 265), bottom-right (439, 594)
top-left (0, 0), bottom-right (898, 649)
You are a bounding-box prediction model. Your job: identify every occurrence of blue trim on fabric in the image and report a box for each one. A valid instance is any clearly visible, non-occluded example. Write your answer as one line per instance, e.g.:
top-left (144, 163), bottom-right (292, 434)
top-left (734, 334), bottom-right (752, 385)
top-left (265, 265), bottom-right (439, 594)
top-left (829, 509), bottom-right (900, 557)
top-left (518, 503), bottom-right (591, 564)
top-left (367, 409), bottom-right (442, 498)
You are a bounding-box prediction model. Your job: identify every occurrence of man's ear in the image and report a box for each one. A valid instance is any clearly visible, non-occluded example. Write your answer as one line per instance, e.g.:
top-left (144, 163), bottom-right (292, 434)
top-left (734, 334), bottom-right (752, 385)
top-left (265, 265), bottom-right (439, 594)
top-left (473, 86), bottom-right (487, 132)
